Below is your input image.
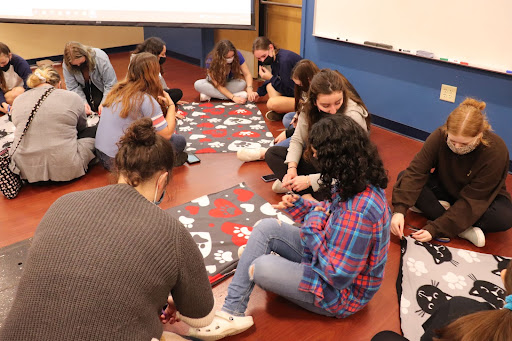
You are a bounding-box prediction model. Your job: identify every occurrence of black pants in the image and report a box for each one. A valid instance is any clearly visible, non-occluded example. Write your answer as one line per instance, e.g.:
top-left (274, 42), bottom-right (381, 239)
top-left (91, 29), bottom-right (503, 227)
top-left (371, 331), bottom-right (408, 341)
top-left (165, 88), bottom-right (183, 105)
top-left (265, 146), bottom-right (320, 196)
top-left (77, 125), bottom-right (97, 139)
top-left (397, 170), bottom-right (512, 233)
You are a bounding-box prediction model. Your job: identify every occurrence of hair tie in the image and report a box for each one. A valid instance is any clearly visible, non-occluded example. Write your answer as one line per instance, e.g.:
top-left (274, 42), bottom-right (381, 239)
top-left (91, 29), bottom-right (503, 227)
top-left (504, 295), bottom-right (512, 311)
top-left (34, 70), bottom-right (46, 83)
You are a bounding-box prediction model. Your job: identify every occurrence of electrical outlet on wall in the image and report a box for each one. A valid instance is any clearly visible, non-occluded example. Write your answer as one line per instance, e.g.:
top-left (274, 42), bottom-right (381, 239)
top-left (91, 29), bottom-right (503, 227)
top-left (440, 84), bottom-right (457, 103)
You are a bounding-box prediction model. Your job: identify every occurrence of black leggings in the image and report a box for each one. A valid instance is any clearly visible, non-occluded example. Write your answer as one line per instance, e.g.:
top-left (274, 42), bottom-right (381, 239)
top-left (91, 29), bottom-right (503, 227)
top-left (265, 146), bottom-right (320, 196)
top-left (165, 88), bottom-right (183, 105)
top-left (371, 331), bottom-right (408, 341)
top-left (398, 170), bottom-right (512, 233)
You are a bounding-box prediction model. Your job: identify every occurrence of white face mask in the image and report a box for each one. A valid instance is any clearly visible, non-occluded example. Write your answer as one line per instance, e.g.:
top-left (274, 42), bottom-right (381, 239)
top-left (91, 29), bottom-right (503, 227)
top-left (225, 57), bottom-right (234, 64)
top-left (446, 136), bottom-right (480, 155)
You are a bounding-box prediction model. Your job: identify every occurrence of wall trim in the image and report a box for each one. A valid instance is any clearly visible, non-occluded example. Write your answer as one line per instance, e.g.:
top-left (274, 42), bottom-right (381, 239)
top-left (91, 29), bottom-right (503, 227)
top-left (372, 113), bottom-right (512, 173)
top-left (25, 44), bottom-right (138, 66)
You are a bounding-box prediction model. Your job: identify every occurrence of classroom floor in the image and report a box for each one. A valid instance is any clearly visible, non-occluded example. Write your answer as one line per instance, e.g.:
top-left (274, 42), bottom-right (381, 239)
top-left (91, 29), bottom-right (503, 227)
top-left (0, 52), bottom-right (511, 340)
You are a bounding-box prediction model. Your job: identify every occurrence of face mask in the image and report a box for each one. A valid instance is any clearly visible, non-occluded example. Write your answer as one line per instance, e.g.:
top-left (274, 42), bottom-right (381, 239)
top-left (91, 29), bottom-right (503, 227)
top-left (446, 137), bottom-right (480, 155)
top-left (225, 57), bottom-right (234, 64)
top-left (159, 56), bottom-right (166, 65)
top-left (260, 50), bottom-right (274, 65)
top-left (153, 188), bottom-right (166, 206)
top-left (0, 60), bottom-right (11, 72)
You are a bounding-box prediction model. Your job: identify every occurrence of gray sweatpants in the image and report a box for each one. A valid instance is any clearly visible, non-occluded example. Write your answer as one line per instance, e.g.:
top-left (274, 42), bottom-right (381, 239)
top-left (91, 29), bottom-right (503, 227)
top-left (194, 78), bottom-right (247, 100)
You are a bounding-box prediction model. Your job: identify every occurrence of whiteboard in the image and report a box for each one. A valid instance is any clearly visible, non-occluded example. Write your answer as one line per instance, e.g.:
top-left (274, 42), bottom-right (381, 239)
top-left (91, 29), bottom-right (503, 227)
top-left (313, 0), bottom-right (512, 74)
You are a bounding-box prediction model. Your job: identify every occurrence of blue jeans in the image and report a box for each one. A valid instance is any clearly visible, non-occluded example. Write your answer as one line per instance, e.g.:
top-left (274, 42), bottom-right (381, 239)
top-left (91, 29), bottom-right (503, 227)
top-left (282, 111), bottom-right (295, 128)
top-left (222, 218), bottom-right (336, 317)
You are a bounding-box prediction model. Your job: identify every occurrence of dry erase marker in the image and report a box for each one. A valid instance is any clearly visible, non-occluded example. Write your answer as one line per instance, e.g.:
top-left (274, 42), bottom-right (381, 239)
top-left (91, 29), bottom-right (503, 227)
top-left (399, 49), bottom-right (411, 53)
top-left (448, 59), bottom-right (460, 63)
top-left (460, 62), bottom-right (469, 66)
top-left (506, 70), bottom-right (512, 74)
top-left (440, 58), bottom-right (449, 61)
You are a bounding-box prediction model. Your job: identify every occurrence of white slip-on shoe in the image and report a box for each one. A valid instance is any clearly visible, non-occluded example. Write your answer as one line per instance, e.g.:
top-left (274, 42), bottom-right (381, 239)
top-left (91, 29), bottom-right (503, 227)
top-left (200, 93), bottom-right (211, 102)
top-left (236, 148), bottom-right (266, 162)
top-left (233, 91), bottom-right (248, 99)
top-left (272, 179), bottom-right (288, 194)
top-left (187, 310), bottom-right (254, 341)
top-left (458, 226), bottom-right (486, 247)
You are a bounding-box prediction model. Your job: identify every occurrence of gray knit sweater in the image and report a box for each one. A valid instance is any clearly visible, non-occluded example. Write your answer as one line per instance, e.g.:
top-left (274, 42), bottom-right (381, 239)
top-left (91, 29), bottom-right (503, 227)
top-left (0, 184), bottom-right (214, 340)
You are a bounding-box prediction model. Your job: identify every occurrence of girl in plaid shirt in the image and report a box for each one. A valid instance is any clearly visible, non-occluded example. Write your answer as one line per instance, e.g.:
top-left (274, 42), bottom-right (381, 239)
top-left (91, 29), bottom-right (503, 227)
top-left (189, 114), bottom-right (391, 341)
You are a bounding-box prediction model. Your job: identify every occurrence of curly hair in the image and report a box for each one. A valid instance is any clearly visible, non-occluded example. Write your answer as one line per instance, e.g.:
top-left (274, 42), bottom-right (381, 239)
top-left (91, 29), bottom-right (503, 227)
top-left (114, 118), bottom-right (174, 187)
top-left (308, 115), bottom-right (388, 201)
top-left (304, 69), bottom-right (370, 141)
top-left (206, 40), bottom-right (243, 87)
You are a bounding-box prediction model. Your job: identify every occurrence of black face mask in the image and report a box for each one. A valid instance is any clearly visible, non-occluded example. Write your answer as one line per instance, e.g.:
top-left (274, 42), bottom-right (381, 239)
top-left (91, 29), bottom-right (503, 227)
top-left (0, 60), bottom-right (11, 72)
top-left (260, 55), bottom-right (273, 65)
top-left (159, 56), bottom-right (166, 65)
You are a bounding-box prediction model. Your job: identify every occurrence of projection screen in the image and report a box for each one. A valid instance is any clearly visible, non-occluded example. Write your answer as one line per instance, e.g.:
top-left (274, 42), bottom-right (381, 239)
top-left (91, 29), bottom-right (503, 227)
top-left (2, 1), bottom-right (254, 29)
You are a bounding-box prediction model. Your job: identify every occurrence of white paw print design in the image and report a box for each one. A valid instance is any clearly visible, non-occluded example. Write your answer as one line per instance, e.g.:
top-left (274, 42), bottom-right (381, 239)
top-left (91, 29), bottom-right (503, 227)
top-left (250, 124), bottom-right (265, 130)
top-left (208, 118), bottom-right (222, 123)
top-left (183, 105), bottom-right (195, 110)
top-left (179, 126), bottom-right (193, 132)
top-left (238, 131), bottom-right (254, 136)
top-left (214, 250), bottom-right (233, 264)
top-left (400, 296), bottom-right (411, 314)
top-left (233, 226), bottom-right (252, 240)
top-left (250, 116), bottom-right (261, 121)
top-left (457, 249), bottom-right (481, 263)
top-left (178, 216), bottom-right (195, 228)
top-left (442, 272), bottom-right (467, 290)
top-left (208, 141), bottom-right (225, 148)
top-left (234, 109), bottom-right (247, 114)
top-left (407, 257), bottom-right (428, 276)
top-left (258, 139), bottom-right (272, 144)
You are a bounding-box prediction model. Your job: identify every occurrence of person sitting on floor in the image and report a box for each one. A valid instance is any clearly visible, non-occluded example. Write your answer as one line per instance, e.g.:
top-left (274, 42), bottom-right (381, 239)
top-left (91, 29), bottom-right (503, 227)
top-left (132, 37), bottom-right (187, 105)
top-left (371, 259), bottom-right (512, 341)
top-left (194, 39), bottom-right (257, 103)
top-left (9, 65), bottom-right (96, 183)
top-left (95, 52), bottom-right (187, 170)
top-left (188, 114), bottom-right (391, 340)
top-left (236, 59), bottom-right (320, 162)
top-left (0, 42), bottom-right (31, 115)
top-left (265, 68), bottom-right (370, 197)
top-left (390, 98), bottom-right (512, 247)
top-left (252, 36), bottom-right (302, 121)
top-left (63, 41), bottom-right (118, 115)
top-left (0, 118), bottom-right (215, 341)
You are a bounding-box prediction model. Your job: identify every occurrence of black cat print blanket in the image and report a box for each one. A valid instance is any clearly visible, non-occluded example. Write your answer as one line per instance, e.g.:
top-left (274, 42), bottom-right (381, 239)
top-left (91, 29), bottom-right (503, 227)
top-left (397, 237), bottom-right (510, 340)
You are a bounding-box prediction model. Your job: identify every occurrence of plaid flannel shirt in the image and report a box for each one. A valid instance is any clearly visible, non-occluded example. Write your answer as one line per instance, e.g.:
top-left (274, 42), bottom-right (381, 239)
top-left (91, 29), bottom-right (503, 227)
top-left (285, 185), bottom-right (391, 317)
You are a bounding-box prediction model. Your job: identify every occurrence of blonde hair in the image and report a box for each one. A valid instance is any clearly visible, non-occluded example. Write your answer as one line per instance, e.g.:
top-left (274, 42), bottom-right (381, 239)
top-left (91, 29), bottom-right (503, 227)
top-left (27, 66), bottom-right (61, 88)
top-left (63, 41), bottom-right (96, 73)
top-left (443, 98), bottom-right (492, 146)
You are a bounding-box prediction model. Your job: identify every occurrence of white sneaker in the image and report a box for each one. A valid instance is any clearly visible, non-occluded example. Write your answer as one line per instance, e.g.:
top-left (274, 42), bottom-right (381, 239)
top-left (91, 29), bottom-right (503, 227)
top-left (233, 91), bottom-right (248, 99)
top-left (458, 226), bottom-right (485, 247)
top-left (236, 148), bottom-right (266, 162)
top-left (272, 179), bottom-right (288, 194)
top-left (200, 93), bottom-right (211, 102)
top-left (188, 310), bottom-right (254, 341)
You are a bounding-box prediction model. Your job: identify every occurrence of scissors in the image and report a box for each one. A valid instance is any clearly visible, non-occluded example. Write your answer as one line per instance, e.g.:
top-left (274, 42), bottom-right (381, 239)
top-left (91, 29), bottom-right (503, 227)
top-left (406, 224), bottom-right (451, 243)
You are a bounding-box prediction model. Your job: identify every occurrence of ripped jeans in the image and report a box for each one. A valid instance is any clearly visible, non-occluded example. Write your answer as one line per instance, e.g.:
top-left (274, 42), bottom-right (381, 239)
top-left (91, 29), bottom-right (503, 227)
top-left (221, 218), bottom-right (336, 317)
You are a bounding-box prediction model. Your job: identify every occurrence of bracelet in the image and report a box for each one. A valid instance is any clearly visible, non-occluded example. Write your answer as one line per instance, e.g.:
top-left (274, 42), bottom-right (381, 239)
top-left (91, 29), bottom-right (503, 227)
top-left (247, 85), bottom-right (253, 89)
top-left (288, 166), bottom-right (297, 169)
top-left (231, 95), bottom-right (235, 100)
top-left (306, 176), bottom-right (311, 186)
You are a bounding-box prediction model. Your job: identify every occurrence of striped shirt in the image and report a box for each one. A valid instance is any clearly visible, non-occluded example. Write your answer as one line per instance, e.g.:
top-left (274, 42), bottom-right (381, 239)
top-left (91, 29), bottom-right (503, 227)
top-left (285, 185), bottom-right (391, 317)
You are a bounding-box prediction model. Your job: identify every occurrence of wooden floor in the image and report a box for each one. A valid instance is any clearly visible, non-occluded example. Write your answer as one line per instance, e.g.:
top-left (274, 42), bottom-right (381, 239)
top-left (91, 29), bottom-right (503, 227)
top-left (1, 52), bottom-right (511, 340)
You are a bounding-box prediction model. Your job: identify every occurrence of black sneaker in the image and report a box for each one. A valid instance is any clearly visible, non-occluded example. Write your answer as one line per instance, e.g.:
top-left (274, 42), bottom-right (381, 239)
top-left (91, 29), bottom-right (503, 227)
top-left (265, 110), bottom-right (283, 122)
top-left (174, 151), bottom-right (188, 167)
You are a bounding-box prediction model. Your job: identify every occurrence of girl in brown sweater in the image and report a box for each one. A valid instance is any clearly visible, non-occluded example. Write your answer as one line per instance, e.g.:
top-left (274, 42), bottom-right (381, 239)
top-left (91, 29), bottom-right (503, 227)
top-left (391, 98), bottom-right (512, 247)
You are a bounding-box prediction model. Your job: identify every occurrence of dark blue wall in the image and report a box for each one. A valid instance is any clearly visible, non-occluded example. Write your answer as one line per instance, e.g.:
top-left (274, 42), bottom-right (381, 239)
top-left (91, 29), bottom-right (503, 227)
top-left (144, 27), bottom-right (214, 67)
top-left (301, 0), bottom-right (512, 157)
